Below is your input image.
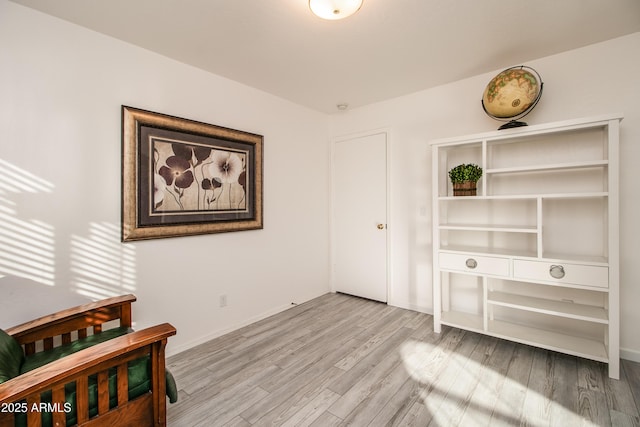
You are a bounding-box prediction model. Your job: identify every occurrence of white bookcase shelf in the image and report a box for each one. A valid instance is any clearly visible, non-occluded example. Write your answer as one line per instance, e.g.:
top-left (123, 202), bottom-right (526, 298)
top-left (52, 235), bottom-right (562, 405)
top-left (430, 114), bottom-right (622, 378)
top-left (486, 159), bottom-right (608, 175)
top-left (439, 193), bottom-right (609, 200)
top-left (488, 320), bottom-right (608, 362)
top-left (439, 224), bottom-right (538, 233)
top-left (487, 291), bottom-right (608, 324)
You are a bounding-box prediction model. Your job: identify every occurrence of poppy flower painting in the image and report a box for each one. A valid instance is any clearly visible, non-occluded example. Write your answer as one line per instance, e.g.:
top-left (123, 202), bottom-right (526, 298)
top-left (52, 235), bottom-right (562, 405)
top-left (122, 106), bottom-right (263, 241)
top-left (154, 142), bottom-right (246, 212)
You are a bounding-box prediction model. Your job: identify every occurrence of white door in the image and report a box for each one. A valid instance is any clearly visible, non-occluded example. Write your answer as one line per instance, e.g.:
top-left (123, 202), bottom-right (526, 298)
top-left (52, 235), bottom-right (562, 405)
top-left (332, 132), bottom-right (388, 302)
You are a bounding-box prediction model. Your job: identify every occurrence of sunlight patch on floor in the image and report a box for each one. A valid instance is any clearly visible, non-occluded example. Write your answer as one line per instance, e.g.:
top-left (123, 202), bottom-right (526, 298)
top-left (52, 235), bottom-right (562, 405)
top-left (400, 339), bottom-right (600, 427)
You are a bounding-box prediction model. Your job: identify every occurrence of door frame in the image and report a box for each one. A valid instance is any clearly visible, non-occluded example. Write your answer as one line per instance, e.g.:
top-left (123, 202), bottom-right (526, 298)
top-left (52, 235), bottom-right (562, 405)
top-left (330, 128), bottom-right (392, 302)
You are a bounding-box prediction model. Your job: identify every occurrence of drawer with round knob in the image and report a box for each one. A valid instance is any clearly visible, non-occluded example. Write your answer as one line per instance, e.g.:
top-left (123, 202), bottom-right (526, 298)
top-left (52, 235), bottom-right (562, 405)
top-left (438, 252), bottom-right (510, 277)
top-left (513, 259), bottom-right (608, 288)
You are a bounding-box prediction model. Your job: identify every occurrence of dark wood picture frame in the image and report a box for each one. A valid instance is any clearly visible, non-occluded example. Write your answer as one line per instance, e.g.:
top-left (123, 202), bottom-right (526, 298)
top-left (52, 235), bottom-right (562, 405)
top-left (121, 106), bottom-right (263, 241)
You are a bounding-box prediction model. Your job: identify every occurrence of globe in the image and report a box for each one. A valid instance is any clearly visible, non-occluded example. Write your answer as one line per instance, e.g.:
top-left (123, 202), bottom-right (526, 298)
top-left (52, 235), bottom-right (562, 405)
top-left (482, 66), bottom-right (543, 129)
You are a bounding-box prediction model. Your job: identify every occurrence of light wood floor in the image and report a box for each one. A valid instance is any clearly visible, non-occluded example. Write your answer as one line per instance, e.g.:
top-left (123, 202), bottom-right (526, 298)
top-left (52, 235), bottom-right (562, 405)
top-left (166, 293), bottom-right (640, 426)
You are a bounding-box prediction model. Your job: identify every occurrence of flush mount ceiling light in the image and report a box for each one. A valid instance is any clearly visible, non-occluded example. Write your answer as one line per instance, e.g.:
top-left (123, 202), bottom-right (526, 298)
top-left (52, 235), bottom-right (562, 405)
top-left (309, 0), bottom-right (363, 20)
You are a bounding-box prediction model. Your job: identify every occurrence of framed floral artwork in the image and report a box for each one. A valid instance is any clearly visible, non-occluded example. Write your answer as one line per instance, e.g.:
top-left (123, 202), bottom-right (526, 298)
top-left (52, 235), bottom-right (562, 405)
top-left (121, 106), bottom-right (263, 241)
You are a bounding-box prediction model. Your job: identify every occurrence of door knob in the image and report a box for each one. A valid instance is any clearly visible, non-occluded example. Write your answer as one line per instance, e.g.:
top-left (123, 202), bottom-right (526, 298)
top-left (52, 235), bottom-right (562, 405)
top-left (377, 223), bottom-right (385, 230)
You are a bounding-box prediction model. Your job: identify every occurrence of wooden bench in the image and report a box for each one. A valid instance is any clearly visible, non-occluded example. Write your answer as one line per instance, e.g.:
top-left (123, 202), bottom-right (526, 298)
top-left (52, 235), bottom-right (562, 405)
top-left (0, 294), bottom-right (176, 426)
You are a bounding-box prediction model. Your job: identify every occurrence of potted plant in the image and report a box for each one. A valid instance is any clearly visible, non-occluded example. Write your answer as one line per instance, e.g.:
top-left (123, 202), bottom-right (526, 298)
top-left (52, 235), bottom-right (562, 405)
top-left (448, 163), bottom-right (483, 196)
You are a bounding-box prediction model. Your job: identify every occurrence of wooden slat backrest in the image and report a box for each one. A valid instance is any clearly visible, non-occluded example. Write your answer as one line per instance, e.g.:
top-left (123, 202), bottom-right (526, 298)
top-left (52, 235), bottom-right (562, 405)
top-left (76, 376), bottom-right (89, 424)
top-left (117, 364), bottom-right (128, 406)
top-left (97, 370), bottom-right (109, 415)
top-left (52, 385), bottom-right (66, 426)
top-left (0, 413), bottom-right (11, 427)
top-left (26, 395), bottom-right (40, 427)
top-left (7, 295), bottom-right (136, 356)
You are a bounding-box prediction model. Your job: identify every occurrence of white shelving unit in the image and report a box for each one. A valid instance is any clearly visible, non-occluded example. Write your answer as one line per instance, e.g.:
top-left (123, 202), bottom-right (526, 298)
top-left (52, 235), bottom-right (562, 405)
top-left (430, 114), bottom-right (622, 378)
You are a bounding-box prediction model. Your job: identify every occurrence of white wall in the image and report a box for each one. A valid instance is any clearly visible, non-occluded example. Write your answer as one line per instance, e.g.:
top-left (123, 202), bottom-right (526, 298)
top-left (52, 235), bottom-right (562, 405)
top-left (0, 0), bottom-right (331, 355)
top-left (329, 33), bottom-right (640, 360)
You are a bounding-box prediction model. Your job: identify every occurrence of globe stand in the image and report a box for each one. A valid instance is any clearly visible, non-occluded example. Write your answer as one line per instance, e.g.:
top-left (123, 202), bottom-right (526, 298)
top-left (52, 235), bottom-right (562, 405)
top-left (498, 120), bottom-right (528, 130)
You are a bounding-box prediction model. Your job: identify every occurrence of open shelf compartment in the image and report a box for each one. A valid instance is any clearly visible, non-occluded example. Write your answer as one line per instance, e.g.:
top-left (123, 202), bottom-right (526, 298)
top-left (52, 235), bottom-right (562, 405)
top-left (488, 320), bottom-right (608, 362)
top-left (439, 311), bottom-right (608, 363)
top-left (487, 291), bottom-right (608, 324)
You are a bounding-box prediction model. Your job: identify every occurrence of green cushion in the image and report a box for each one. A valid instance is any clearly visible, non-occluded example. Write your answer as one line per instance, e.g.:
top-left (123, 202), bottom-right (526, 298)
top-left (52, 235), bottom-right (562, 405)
top-left (20, 327), bottom-right (132, 374)
top-left (165, 369), bottom-right (178, 404)
top-left (0, 328), bottom-right (24, 384)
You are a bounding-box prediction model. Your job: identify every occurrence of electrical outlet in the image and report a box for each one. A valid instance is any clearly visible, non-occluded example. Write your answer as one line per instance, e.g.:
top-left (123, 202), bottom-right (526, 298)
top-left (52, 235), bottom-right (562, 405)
top-left (219, 294), bottom-right (227, 307)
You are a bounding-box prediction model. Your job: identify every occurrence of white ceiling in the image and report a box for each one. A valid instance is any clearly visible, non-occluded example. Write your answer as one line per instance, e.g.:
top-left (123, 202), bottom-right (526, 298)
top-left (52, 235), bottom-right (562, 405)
top-left (11, 0), bottom-right (640, 113)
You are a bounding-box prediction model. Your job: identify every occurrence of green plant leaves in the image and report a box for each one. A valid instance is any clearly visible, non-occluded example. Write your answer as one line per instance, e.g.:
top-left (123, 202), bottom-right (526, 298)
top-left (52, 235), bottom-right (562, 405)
top-left (448, 163), bottom-right (483, 183)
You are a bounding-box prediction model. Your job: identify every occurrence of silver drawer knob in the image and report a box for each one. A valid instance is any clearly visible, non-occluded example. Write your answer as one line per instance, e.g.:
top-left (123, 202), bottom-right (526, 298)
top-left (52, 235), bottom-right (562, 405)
top-left (549, 264), bottom-right (565, 279)
top-left (465, 258), bottom-right (478, 269)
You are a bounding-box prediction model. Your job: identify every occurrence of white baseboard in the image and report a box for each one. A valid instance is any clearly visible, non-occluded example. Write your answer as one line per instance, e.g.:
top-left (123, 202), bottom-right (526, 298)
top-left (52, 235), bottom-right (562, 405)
top-left (620, 347), bottom-right (640, 363)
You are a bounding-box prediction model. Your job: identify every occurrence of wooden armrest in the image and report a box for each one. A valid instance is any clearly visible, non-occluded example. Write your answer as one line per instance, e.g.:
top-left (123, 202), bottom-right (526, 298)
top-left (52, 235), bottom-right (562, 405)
top-left (6, 294), bottom-right (137, 347)
top-left (0, 323), bottom-right (176, 403)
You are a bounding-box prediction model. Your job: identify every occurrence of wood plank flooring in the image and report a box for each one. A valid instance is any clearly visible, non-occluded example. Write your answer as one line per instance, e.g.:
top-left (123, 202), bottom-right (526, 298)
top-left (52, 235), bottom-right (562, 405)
top-left (166, 293), bottom-right (640, 426)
